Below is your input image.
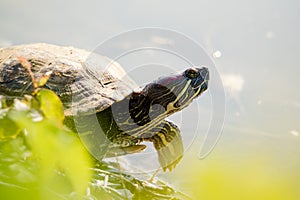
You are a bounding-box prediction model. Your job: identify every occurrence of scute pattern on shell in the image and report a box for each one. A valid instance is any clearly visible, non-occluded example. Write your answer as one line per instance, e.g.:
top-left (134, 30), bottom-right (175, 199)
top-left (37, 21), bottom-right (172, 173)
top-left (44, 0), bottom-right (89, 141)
top-left (0, 43), bottom-right (138, 115)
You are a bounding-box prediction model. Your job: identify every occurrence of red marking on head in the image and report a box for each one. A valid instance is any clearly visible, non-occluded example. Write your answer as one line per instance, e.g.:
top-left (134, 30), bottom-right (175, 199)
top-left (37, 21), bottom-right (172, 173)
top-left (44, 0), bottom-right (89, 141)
top-left (155, 74), bottom-right (184, 86)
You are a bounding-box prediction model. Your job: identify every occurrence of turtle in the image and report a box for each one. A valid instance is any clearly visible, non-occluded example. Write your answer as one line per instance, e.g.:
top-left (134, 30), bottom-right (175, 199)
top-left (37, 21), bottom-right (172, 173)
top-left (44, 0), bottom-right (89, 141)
top-left (0, 43), bottom-right (209, 171)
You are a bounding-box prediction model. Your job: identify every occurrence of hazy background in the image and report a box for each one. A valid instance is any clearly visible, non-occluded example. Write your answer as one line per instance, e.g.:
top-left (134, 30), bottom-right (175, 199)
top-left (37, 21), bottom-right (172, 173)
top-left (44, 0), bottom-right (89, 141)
top-left (1, 0), bottom-right (299, 199)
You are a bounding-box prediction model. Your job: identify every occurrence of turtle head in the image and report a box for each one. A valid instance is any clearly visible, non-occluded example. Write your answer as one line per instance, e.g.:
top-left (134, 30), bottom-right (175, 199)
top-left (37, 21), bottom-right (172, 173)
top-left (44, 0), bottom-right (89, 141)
top-left (154, 67), bottom-right (209, 112)
top-left (129, 67), bottom-right (209, 125)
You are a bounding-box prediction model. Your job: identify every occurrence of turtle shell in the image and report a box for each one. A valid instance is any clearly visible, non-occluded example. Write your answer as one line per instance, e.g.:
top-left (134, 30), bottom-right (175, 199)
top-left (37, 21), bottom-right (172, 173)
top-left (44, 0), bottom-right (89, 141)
top-left (0, 43), bottom-right (138, 115)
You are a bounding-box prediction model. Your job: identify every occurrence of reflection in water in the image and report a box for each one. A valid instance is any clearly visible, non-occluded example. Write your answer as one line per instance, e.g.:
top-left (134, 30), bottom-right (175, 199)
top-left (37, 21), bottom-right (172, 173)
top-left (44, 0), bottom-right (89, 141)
top-left (265, 31), bottom-right (276, 39)
top-left (212, 50), bottom-right (222, 58)
top-left (290, 130), bottom-right (299, 137)
top-left (221, 74), bottom-right (244, 94)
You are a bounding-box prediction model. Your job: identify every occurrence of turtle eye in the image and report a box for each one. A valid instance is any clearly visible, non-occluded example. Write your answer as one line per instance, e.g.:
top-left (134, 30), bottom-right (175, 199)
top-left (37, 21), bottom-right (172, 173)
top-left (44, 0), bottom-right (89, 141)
top-left (185, 68), bottom-right (199, 79)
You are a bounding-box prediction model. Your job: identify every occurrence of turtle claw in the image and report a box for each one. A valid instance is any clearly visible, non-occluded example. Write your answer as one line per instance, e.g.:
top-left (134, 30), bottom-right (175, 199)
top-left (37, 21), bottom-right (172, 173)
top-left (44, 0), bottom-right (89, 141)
top-left (150, 120), bottom-right (184, 172)
top-left (159, 147), bottom-right (183, 172)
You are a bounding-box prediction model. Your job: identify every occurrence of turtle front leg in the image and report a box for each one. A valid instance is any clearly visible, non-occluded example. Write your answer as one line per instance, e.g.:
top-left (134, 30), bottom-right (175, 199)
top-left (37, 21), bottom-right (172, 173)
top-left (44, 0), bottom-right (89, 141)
top-left (149, 120), bottom-right (183, 172)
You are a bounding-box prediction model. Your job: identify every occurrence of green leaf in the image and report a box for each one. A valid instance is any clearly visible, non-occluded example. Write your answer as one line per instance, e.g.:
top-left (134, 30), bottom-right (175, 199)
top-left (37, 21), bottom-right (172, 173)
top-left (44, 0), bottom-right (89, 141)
top-left (36, 74), bottom-right (51, 88)
top-left (9, 107), bottom-right (92, 196)
top-left (0, 108), bottom-right (21, 139)
top-left (35, 89), bottom-right (64, 124)
top-left (3, 92), bottom-right (92, 198)
top-left (23, 120), bottom-right (92, 196)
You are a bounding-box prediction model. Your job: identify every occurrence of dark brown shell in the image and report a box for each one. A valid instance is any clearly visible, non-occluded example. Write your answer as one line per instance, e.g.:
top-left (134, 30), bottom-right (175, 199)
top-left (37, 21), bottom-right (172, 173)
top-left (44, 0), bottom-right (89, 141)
top-left (0, 43), bottom-right (138, 115)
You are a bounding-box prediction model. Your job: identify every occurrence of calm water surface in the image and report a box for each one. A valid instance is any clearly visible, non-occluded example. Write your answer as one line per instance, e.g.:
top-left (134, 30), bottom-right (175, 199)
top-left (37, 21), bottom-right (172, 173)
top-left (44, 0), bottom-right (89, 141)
top-left (1, 0), bottom-right (299, 198)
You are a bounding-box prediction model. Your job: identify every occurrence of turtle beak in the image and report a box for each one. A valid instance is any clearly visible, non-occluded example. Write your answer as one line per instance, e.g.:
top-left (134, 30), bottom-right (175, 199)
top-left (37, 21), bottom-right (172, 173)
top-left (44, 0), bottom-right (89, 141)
top-left (191, 67), bottom-right (209, 89)
top-left (200, 67), bottom-right (209, 82)
top-left (194, 67), bottom-right (209, 96)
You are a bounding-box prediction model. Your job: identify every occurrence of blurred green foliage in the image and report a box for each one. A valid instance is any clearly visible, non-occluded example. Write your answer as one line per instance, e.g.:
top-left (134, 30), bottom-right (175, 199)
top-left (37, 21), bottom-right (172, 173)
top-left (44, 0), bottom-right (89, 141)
top-left (0, 89), bottom-right (92, 199)
top-left (174, 152), bottom-right (300, 200)
top-left (0, 89), bottom-right (185, 200)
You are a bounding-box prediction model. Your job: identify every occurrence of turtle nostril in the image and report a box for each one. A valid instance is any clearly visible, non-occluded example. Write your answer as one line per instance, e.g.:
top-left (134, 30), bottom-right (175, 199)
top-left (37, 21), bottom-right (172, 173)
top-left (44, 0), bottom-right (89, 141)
top-left (200, 67), bottom-right (209, 80)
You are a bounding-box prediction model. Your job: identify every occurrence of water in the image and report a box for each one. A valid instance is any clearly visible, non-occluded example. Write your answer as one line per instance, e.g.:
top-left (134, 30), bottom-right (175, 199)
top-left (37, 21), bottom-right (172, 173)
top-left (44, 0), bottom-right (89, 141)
top-left (1, 0), bottom-right (299, 198)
